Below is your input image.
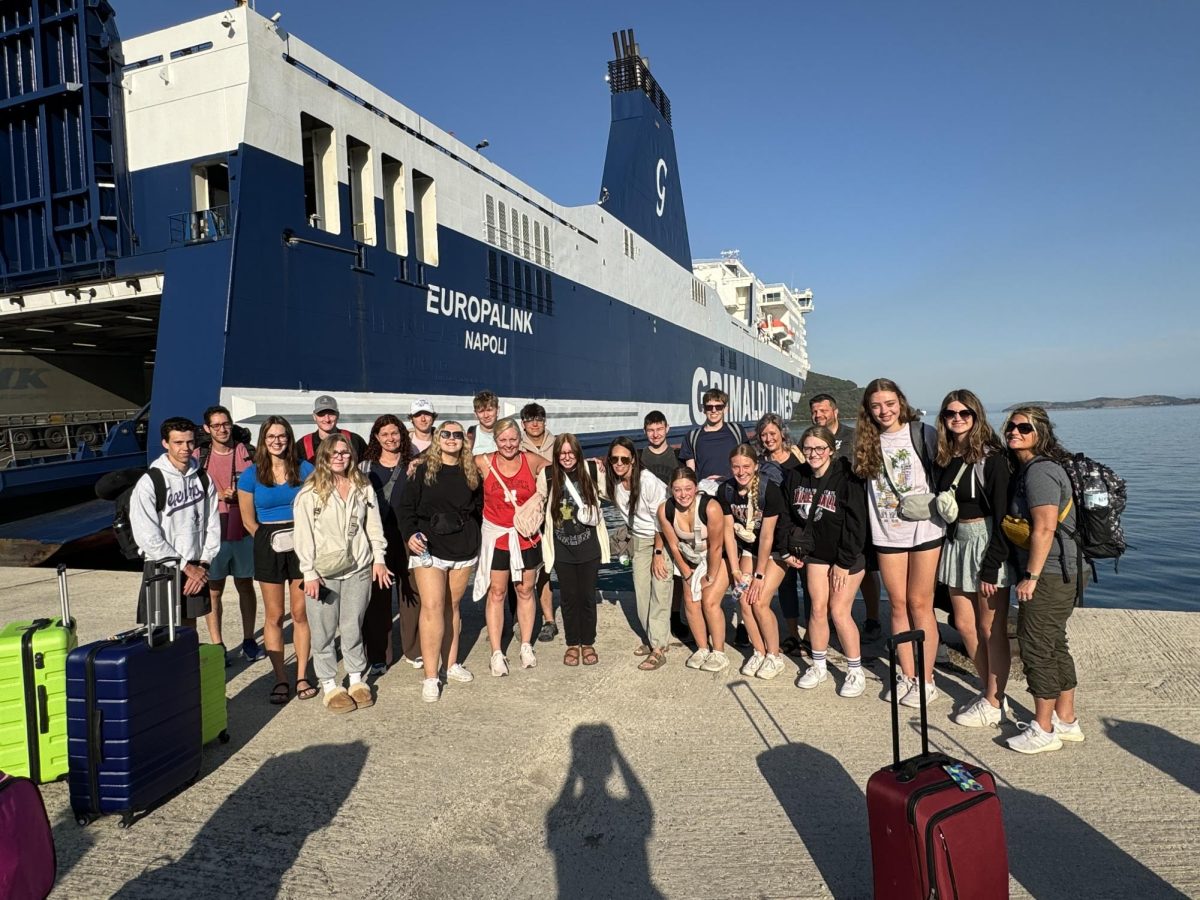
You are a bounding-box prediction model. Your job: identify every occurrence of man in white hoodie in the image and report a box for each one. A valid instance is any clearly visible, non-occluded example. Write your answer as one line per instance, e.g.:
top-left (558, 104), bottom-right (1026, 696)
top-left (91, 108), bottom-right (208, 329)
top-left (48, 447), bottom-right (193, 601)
top-left (130, 416), bottom-right (221, 628)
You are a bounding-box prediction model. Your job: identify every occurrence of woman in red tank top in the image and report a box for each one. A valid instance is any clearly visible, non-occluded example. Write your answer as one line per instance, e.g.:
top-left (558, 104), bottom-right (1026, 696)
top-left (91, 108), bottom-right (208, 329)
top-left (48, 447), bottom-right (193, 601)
top-left (475, 418), bottom-right (548, 676)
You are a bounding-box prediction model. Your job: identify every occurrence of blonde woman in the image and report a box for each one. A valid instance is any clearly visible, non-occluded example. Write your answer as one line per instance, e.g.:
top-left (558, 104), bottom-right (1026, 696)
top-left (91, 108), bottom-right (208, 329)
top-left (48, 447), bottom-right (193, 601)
top-left (293, 436), bottom-right (390, 714)
top-left (398, 422), bottom-right (483, 702)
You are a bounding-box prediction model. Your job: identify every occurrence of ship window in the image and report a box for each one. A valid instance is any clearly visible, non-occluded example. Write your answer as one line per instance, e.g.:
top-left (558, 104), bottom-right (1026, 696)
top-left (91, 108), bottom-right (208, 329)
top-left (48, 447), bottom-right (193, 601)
top-left (533, 224), bottom-right (542, 266)
top-left (347, 136), bottom-right (375, 244)
top-left (720, 347), bottom-right (725, 367)
top-left (526, 265), bottom-right (536, 312)
top-left (381, 155), bottom-right (407, 256)
top-left (543, 225), bottom-right (551, 268)
top-left (487, 250), bottom-right (498, 299)
top-left (301, 113), bottom-right (338, 233)
top-left (485, 194), bottom-right (496, 245)
top-left (498, 201), bottom-right (509, 250)
top-left (500, 255), bottom-right (510, 303)
top-left (513, 260), bottom-right (522, 305)
top-left (730, 350), bottom-right (738, 371)
top-left (187, 161), bottom-right (231, 241)
top-left (511, 209), bottom-right (520, 256)
top-left (521, 215), bottom-right (531, 260)
top-left (412, 169), bottom-right (438, 266)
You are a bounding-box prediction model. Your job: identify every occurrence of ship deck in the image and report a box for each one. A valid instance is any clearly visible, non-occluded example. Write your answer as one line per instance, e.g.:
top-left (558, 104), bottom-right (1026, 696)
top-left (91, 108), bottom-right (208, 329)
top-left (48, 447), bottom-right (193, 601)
top-left (3, 566), bottom-right (1196, 899)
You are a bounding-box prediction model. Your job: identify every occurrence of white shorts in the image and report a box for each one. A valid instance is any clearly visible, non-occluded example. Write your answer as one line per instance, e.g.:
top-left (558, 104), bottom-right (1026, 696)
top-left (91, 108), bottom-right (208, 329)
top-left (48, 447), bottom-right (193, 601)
top-left (409, 555), bottom-right (475, 572)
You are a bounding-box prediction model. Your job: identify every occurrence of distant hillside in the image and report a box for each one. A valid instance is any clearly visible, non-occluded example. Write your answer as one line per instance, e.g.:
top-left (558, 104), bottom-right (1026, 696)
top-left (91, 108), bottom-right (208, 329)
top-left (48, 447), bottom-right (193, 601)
top-left (792, 371), bottom-right (863, 424)
top-left (1004, 395), bottom-right (1200, 411)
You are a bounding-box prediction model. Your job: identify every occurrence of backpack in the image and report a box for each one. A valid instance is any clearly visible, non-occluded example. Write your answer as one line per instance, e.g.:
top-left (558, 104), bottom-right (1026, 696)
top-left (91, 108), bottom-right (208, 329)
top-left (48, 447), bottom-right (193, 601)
top-left (112, 467), bottom-right (211, 560)
top-left (1057, 453), bottom-right (1128, 578)
top-left (197, 428), bottom-right (255, 467)
top-left (685, 421), bottom-right (746, 461)
top-left (301, 429), bottom-right (353, 461)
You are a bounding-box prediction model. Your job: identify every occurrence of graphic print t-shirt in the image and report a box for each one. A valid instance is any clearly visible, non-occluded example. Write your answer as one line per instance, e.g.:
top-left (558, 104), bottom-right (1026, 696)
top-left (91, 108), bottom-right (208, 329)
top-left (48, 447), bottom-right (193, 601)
top-left (866, 427), bottom-right (944, 549)
top-left (552, 475), bottom-right (600, 564)
top-left (720, 479), bottom-right (785, 553)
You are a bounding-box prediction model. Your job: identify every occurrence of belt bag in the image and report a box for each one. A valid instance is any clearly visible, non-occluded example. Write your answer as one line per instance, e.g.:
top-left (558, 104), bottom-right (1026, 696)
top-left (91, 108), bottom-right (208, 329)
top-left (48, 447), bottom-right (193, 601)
top-left (314, 546), bottom-right (356, 579)
top-left (882, 453), bottom-right (936, 522)
top-left (490, 454), bottom-right (545, 538)
top-left (1001, 497), bottom-right (1073, 551)
top-left (268, 527), bottom-right (295, 553)
top-left (561, 473), bottom-right (600, 527)
top-left (935, 462), bottom-right (971, 524)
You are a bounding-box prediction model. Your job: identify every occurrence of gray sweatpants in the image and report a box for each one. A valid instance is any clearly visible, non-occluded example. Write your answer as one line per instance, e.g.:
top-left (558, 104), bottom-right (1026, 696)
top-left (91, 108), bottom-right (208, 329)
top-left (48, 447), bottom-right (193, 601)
top-left (631, 534), bottom-right (673, 649)
top-left (306, 565), bottom-right (372, 684)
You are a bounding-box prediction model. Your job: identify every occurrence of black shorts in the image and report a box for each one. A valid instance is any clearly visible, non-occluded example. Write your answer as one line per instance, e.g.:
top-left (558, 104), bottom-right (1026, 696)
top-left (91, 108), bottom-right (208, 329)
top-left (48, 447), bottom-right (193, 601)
top-left (865, 544), bottom-right (879, 573)
top-left (491, 543), bottom-right (543, 572)
top-left (254, 522), bottom-right (303, 584)
top-left (874, 537), bottom-right (944, 556)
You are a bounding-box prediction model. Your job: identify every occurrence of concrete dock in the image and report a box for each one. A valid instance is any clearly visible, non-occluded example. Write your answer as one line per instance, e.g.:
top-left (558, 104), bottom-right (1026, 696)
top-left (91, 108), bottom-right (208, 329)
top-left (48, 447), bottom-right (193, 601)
top-left (3, 566), bottom-right (1197, 899)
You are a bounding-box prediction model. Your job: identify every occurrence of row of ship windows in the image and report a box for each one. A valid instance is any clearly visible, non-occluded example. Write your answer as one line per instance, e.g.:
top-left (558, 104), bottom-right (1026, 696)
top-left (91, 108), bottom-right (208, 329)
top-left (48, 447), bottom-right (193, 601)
top-left (487, 250), bottom-right (555, 315)
top-left (484, 195), bottom-right (552, 269)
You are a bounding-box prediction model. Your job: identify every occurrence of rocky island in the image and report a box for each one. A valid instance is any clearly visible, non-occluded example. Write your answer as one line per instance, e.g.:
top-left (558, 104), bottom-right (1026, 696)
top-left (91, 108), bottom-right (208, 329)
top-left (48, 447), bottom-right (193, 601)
top-left (1005, 395), bottom-right (1200, 411)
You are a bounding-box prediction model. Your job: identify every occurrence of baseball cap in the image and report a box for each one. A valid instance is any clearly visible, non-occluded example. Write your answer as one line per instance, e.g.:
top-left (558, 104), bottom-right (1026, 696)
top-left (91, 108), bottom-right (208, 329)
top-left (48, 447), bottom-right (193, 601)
top-left (313, 395), bottom-right (339, 414)
top-left (410, 399), bottom-right (436, 416)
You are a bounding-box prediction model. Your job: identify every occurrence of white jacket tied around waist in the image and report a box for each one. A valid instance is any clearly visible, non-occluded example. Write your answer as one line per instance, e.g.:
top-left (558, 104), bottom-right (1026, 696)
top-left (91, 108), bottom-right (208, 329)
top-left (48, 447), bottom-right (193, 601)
top-left (129, 455), bottom-right (221, 564)
top-left (292, 482), bottom-right (387, 582)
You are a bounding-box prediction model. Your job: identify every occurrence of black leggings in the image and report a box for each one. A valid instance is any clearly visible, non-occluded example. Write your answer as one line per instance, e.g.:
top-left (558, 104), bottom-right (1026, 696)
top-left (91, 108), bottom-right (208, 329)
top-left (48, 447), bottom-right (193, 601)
top-left (555, 557), bottom-right (601, 645)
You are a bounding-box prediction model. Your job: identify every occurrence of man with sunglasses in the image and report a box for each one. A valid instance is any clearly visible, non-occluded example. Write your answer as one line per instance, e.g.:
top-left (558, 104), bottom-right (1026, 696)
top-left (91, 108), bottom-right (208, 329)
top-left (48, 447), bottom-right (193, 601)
top-left (680, 388), bottom-right (745, 488)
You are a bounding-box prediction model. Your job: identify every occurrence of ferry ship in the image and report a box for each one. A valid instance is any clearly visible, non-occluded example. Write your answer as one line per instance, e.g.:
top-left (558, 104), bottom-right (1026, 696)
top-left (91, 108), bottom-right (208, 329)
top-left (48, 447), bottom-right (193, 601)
top-left (0, 1), bottom-right (811, 552)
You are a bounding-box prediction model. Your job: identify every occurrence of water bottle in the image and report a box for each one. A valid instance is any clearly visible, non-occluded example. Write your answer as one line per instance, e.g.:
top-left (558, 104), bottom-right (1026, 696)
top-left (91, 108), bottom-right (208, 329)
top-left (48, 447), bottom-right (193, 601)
top-left (416, 533), bottom-right (433, 567)
top-left (618, 553), bottom-right (631, 568)
top-left (1083, 469), bottom-right (1109, 510)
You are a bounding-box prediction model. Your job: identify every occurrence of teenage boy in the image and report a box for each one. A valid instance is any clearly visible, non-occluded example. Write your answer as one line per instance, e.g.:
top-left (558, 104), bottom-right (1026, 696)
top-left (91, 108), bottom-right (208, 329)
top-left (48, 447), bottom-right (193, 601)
top-left (679, 388), bottom-right (745, 485)
top-left (409, 399), bottom-right (437, 453)
top-left (196, 406), bottom-right (264, 662)
top-left (467, 390), bottom-right (499, 454)
top-left (808, 393), bottom-right (881, 643)
top-left (640, 410), bottom-right (680, 485)
top-left (130, 416), bottom-right (221, 628)
top-left (299, 394), bottom-right (367, 463)
top-left (519, 402), bottom-right (555, 462)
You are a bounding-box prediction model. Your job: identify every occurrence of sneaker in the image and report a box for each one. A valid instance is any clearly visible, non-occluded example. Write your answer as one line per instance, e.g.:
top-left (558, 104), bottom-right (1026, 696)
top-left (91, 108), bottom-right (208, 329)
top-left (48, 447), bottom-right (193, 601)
top-left (882, 674), bottom-right (914, 704)
top-left (537, 621), bottom-right (558, 643)
top-left (489, 651), bottom-right (509, 677)
top-left (421, 677), bottom-right (441, 702)
top-left (953, 696), bottom-right (1003, 728)
top-left (1052, 711), bottom-right (1085, 742)
top-left (756, 654), bottom-right (784, 681)
top-left (796, 664), bottom-right (829, 690)
top-left (700, 650), bottom-right (730, 672)
top-left (445, 663), bottom-right (474, 683)
top-left (862, 619), bottom-right (882, 643)
top-left (685, 649), bottom-right (711, 669)
top-left (400, 656), bottom-right (424, 669)
top-left (740, 650), bottom-right (765, 677)
top-left (240, 639), bottom-right (267, 662)
top-left (1007, 720), bottom-right (1064, 754)
top-left (520, 642), bottom-right (537, 669)
top-left (840, 668), bottom-right (867, 698)
top-left (900, 680), bottom-right (939, 708)
top-left (368, 662), bottom-right (388, 677)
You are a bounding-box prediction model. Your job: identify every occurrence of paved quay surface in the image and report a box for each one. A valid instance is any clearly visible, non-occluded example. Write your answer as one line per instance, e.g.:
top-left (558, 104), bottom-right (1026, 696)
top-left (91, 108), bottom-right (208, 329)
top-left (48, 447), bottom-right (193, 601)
top-left (3, 566), bottom-right (1198, 899)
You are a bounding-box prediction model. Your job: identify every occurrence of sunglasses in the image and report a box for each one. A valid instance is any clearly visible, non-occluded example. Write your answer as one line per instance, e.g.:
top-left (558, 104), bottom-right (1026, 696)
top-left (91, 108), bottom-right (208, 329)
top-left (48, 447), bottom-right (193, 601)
top-left (440, 430), bottom-right (465, 440)
top-left (523, 417), bottom-right (545, 424)
top-left (704, 404), bottom-right (725, 412)
top-left (941, 408), bottom-right (975, 422)
top-left (1005, 422), bottom-right (1035, 435)
top-left (609, 455), bottom-right (633, 464)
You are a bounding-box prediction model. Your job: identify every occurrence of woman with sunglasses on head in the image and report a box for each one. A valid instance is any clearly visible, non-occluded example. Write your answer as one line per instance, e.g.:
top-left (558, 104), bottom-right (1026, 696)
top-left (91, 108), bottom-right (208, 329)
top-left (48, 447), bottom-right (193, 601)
top-left (605, 436), bottom-right (672, 671)
top-left (237, 416), bottom-right (316, 704)
top-left (853, 378), bottom-right (945, 708)
top-left (658, 467), bottom-right (730, 672)
top-left (1001, 407), bottom-right (1085, 754)
top-left (934, 391), bottom-right (1015, 728)
top-left (782, 426), bottom-right (869, 697)
top-left (540, 433), bottom-right (610, 666)
top-left (398, 422), bottom-right (483, 702)
top-left (721, 443), bottom-right (789, 680)
top-left (360, 415), bottom-right (421, 676)
top-left (756, 413), bottom-right (806, 654)
top-left (474, 418), bottom-right (549, 677)
top-left (293, 436), bottom-right (391, 713)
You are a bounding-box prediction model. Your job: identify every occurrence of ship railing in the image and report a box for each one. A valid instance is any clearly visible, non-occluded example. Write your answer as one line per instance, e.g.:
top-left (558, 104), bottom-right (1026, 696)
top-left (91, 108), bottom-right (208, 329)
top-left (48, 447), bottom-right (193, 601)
top-left (169, 205), bottom-right (234, 245)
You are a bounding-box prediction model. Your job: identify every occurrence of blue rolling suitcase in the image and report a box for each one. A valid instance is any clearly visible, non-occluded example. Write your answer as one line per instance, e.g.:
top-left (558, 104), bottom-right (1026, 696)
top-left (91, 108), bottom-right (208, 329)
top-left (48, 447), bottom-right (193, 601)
top-left (66, 562), bottom-right (202, 828)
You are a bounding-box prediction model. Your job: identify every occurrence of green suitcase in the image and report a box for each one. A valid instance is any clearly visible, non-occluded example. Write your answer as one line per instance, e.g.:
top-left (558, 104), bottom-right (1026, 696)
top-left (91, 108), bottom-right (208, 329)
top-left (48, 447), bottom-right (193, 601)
top-left (0, 565), bottom-right (77, 782)
top-left (198, 642), bottom-right (229, 745)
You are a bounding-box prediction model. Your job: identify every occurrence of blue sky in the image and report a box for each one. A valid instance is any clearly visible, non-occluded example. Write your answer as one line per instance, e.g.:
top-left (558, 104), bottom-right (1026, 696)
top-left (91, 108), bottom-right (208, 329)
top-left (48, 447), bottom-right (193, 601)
top-left (118, 1), bottom-right (1199, 411)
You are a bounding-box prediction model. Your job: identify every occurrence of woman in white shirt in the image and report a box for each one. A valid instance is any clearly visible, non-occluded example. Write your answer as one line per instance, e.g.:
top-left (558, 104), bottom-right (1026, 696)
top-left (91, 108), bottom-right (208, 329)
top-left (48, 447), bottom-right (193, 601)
top-left (604, 437), bottom-right (671, 671)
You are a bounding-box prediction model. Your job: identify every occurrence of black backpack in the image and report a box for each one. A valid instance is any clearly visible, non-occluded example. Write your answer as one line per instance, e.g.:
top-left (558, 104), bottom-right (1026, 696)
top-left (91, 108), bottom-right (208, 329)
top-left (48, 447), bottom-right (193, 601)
top-left (112, 467), bottom-right (211, 560)
top-left (1057, 453), bottom-right (1128, 579)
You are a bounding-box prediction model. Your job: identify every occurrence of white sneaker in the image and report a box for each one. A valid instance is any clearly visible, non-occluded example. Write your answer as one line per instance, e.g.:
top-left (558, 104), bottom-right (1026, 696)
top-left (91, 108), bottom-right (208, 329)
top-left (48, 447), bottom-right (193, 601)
top-left (519, 642), bottom-right (537, 669)
top-left (685, 649), bottom-right (711, 669)
top-left (740, 651), bottom-right (765, 677)
top-left (700, 650), bottom-right (730, 672)
top-left (1007, 720), bottom-right (1064, 754)
top-left (900, 680), bottom-right (939, 709)
top-left (421, 677), bottom-right (440, 703)
top-left (953, 696), bottom-right (1004, 728)
top-left (489, 651), bottom-right (509, 677)
top-left (1052, 711), bottom-right (1085, 742)
top-left (401, 655), bottom-right (424, 669)
top-left (445, 663), bottom-right (474, 683)
top-left (796, 664), bottom-right (829, 690)
top-left (756, 654), bottom-right (784, 680)
top-left (839, 668), bottom-right (867, 698)
top-left (882, 674), bottom-right (914, 704)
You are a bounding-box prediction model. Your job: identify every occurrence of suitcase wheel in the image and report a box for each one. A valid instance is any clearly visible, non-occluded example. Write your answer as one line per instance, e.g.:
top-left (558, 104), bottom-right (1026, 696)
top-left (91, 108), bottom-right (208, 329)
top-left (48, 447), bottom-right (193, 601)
top-left (75, 814), bottom-right (92, 827)
top-left (219, 730), bottom-right (230, 744)
top-left (118, 812), bottom-right (133, 829)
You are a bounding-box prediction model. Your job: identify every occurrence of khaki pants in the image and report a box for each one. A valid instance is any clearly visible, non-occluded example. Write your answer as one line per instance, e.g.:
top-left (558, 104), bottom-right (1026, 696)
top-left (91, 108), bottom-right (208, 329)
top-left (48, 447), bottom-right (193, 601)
top-left (1017, 570), bottom-right (1084, 699)
top-left (631, 534), bottom-right (672, 649)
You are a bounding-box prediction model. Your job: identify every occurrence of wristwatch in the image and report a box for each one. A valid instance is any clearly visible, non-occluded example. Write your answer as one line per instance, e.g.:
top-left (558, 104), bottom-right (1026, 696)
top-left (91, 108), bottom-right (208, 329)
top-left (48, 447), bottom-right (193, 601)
top-left (753, 572), bottom-right (765, 581)
top-left (1023, 571), bottom-right (1039, 581)
top-left (653, 549), bottom-right (663, 556)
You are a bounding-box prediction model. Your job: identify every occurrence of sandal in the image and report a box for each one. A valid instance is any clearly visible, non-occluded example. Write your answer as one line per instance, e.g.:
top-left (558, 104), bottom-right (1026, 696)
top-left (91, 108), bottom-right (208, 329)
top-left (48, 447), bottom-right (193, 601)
top-left (295, 678), bottom-right (319, 701)
top-left (633, 643), bottom-right (652, 657)
top-left (638, 649), bottom-right (667, 671)
top-left (564, 646), bottom-right (581, 667)
top-left (269, 681), bottom-right (291, 705)
top-left (581, 645), bottom-right (598, 666)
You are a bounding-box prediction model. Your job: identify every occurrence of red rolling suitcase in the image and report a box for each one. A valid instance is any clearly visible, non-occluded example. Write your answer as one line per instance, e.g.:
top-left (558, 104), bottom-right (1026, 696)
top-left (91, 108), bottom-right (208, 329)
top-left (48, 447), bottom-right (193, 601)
top-left (866, 629), bottom-right (1009, 899)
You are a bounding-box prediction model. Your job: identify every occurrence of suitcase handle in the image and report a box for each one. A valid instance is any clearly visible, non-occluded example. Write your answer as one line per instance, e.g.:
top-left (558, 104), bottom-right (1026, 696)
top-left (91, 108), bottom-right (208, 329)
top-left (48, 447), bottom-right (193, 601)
top-left (90, 708), bottom-right (104, 763)
top-left (143, 558), bottom-right (183, 645)
top-left (37, 685), bottom-right (50, 733)
top-left (886, 629), bottom-right (930, 774)
top-left (56, 563), bottom-right (74, 628)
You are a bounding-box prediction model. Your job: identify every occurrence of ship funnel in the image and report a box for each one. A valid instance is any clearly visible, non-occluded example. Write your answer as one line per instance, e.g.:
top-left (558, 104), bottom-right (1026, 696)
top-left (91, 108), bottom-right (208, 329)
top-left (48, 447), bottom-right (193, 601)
top-left (599, 29), bottom-right (692, 270)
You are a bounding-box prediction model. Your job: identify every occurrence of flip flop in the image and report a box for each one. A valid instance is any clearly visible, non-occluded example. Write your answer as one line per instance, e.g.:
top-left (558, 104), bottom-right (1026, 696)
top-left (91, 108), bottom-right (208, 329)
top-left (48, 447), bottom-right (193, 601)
top-left (295, 678), bottom-right (319, 700)
top-left (269, 681), bottom-right (291, 705)
top-left (638, 649), bottom-right (667, 671)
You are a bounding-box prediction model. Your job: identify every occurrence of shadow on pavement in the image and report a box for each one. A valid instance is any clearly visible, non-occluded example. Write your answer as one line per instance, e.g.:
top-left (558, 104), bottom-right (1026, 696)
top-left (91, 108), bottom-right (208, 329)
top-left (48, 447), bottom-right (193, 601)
top-left (546, 723), bottom-right (662, 900)
top-left (1102, 717), bottom-right (1200, 794)
top-left (109, 741), bottom-right (369, 899)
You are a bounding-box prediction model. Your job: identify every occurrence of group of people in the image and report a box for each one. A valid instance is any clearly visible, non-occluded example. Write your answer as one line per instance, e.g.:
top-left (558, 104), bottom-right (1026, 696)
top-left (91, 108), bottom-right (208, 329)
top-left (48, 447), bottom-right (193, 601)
top-left (127, 381), bottom-right (1087, 755)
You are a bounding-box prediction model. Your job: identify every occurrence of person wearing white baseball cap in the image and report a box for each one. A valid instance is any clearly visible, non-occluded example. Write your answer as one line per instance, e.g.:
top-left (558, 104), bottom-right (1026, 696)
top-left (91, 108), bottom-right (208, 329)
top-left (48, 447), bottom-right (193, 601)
top-left (300, 394), bottom-right (366, 463)
top-left (409, 399), bottom-right (437, 453)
